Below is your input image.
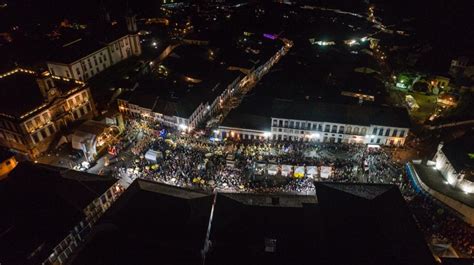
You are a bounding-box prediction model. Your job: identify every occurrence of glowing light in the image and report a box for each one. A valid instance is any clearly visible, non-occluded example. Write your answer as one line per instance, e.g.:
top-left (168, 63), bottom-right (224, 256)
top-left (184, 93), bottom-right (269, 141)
top-left (263, 132), bottom-right (272, 138)
top-left (178, 124), bottom-right (188, 131)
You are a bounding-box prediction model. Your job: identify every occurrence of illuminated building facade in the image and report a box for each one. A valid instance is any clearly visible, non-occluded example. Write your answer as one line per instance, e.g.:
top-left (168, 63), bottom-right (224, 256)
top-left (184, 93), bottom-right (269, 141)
top-left (218, 99), bottom-right (410, 146)
top-left (0, 68), bottom-right (96, 158)
top-left (434, 135), bottom-right (474, 194)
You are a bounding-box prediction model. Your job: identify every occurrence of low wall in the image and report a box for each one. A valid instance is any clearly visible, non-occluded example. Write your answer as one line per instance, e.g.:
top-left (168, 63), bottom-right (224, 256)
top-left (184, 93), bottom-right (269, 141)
top-left (407, 163), bottom-right (474, 226)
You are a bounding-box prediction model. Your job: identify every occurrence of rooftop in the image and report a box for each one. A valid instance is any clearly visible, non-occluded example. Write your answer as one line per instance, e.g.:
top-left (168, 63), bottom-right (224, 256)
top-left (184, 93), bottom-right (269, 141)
top-left (0, 70), bottom-right (44, 118)
top-left (0, 69), bottom-right (80, 119)
top-left (69, 180), bottom-right (212, 265)
top-left (68, 180), bottom-right (435, 265)
top-left (48, 26), bottom-right (132, 64)
top-left (48, 38), bottom-right (106, 64)
top-left (0, 162), bottom-right (116, 265)
top-left (120, 68), bottom-right (241, 118)
top-left (315, 182), bottom-right (436, 265)
top-left (221, 97), bottom-right (411, 130)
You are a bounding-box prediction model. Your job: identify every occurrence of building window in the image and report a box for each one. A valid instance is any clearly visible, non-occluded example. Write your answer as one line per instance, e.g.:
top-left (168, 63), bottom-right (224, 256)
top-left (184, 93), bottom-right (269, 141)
top-left (32, 134), bottom-right (39, 143)
top-left (338, 126), bottom-right (344, 133)
top-left (378, 128), bottom-right (383, 136)
top-left (346, 126), bottom-right (352, 134)
top-left (372, 127), bottom-right (377, 134)
top-left (392, 129), bottom-right (398, 137)
top-left (35, 117), bottom-right (41, 126)
top-left (324, 125), bottom-right (330, 132)
top-left (284, 121), bottom-right (288, 127)
top-left (361, 128), bottom-right (367, 135)
top-left (331, 125), bottom-right (337, 133)
top-left (289, 121), bottom-right (294, 128)
top-left (354, 127), bottom-right (360, 135)
top-left (399, 130), bottom-right (406, 137)
top-left (385, 129), bottom-right (390, 136)
top-left (278, 120), bottom-right (282, 127)
top-left (295, 122), bottom-right (299, 128)
top-left (318, 124), bottom-right (322, 131)
top-left (40, 129), bottom-right (47, 139)
top-left (376, 138), bottom-right (381, 144)
top-left (312, 124), bottom-right (317, 130)
top-left (26, 121), bottom-right (33, 131)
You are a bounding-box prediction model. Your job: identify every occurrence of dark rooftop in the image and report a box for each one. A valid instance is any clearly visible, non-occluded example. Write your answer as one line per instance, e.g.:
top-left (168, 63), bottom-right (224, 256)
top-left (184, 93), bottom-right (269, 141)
top-left (69, 180), bottom-right (212, 265)
top-left (0, 70), bottom-right (80, 118)
top-left (120, 69), bottom-right (240, 118)
top-left (221, 96), bottom-right (411, 129)
top-left (315, 182), bottom-right (436, 265)
top-left (0, 71), bottom-right (44, 118)
top-left (48, 25), bottom-right (131, 64)
top-left (0, 162), bottom-right (115, 265)
top-left (48, 38), bottom-right (106, 64)
top-left (68, 180), bottom-right (435, 265)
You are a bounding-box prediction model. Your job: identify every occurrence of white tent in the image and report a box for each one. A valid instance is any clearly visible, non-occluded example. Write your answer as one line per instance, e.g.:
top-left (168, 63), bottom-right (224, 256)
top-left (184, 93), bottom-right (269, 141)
top-left (294, 166), bottom-right (305, 178)
top-left (145, 149), bottom-right (162, 163)
top-left (267, 164), bottom-right (279, 176)
top-left (281, 165), bottom-right (293, 177)
top-left (320, 166), bottom-right (332, 179)
top-left (306, 166), bottom-right (318, 179)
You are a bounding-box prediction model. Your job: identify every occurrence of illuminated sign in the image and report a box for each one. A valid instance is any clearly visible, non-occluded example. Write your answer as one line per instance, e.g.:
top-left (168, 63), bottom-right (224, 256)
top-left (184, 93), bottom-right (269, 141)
top-left (263, 33), bottom-right (277, 40)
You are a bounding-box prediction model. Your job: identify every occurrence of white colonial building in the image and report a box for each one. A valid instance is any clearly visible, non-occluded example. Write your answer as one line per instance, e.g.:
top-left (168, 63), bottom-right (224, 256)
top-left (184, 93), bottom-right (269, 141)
top-left (0, 68), bottom-right (96, 158)
top-left (47, 16), bottom-right (141, 81)
top-left (434, 135), bottom-right (474, 194)
top-left (218, 98), bottom-right (410, 146)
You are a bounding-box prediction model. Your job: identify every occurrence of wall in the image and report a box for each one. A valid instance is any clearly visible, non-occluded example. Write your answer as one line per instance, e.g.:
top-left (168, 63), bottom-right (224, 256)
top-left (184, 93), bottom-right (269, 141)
top-left (408, 163), bottom-right (474, 226)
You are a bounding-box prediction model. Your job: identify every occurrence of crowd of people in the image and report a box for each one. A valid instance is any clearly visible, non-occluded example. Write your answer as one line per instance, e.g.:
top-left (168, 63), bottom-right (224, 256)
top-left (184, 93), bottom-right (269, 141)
top-left (108, 120), bottom-right (472, 257)
top-left (409, 195), bottom-right (473, 256)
